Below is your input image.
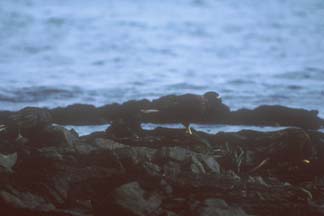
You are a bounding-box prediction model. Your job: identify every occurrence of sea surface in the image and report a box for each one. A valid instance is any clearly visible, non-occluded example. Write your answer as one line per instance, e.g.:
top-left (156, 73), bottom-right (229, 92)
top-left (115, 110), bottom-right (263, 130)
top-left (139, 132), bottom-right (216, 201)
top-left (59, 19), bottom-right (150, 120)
top-left (65, 123), bottom-right (290, 136)
top-left (1, 0), bottom-right (324, 121)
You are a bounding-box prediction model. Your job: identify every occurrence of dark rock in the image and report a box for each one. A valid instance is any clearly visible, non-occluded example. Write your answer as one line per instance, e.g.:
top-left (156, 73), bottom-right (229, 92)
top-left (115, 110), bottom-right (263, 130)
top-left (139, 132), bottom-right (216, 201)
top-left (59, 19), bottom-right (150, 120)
top-left (149, 91), bottom-right (230, 124)
top-left (0, 187), bottom-right (56, 212)
top-left (20, 125), bottom-right (80, 149)
top-left (4, 107), bottom-right (53, 140)
top-left (11, 150), bottom-right (124, 214)
top-left (163, 210), bottom-right (179, 216)
top-left (155, 146), bottom-right (194, 163)
top-left (51, 104), bottom-right (105, 125)
top-left (212, 128), bottom-right (313, 177)
top-left (94, 181), bottom-right (162, 216)
top-left (138, 162), bottom-right (162, 179)
top-left (0, 152), bottom-right (17, 171)
top-left (0, 186), bottom-right (91, 215)
top-left (97, 103), bottom-right (121, 121)
top-left (229, 105), bottom-right (322, 129)
top-left (106, 118), bottom-right (143, 139)
top-left (154, 146), bottom-right (220, 175)
top-left (148, 127), bottom-right (211, 153)
top-left (103, 100), bottom-right (153, 138)
top-left (44, 125), bottom-right (79, 148)
top-left (1, 93), bottom-right (320, 129)
top-left (195, 199), bottom-right (250, 216)
top-left (0, 111), bottom-right (14, 125)
top-left (76, 138), bottom-right (127, 154)
top-left (9, 107), bottom-right (52, 130)
top-left (1, 98), bottom-right (324, 216)
top-left (99, 99), bottom-right (151, 122)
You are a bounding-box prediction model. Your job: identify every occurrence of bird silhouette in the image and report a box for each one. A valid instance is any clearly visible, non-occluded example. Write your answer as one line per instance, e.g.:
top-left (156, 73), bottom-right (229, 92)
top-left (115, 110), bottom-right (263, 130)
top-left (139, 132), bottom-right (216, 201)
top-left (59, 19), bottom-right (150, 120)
top-left (151, 91), bottom-right (229, 134)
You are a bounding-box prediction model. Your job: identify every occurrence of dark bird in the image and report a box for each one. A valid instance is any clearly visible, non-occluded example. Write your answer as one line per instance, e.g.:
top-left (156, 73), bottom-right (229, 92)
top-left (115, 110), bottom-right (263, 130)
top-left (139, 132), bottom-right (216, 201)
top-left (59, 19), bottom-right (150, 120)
top-left (106, 100), bottom-right (151, 138)
top-left (8, 107), bottom-right (53, 140)
top-left (151, 91), bottom-right (230, 134)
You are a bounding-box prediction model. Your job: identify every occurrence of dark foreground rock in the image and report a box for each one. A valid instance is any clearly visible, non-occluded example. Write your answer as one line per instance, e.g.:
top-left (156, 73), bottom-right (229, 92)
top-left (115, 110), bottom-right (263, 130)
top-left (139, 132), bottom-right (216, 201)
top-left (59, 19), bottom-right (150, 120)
top-left (0, 120), bottom-right (324, 216)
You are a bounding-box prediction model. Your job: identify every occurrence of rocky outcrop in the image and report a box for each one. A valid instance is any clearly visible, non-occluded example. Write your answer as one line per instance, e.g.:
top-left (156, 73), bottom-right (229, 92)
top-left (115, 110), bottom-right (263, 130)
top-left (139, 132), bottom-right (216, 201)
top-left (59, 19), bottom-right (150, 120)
top-left (229, 105), bottom-right (322, 129)
top-left (0, 119), bottom-right (323, 216)
top-left (1, 92), bottom-right (322, 129)
top-left (95, 181), bottom-right (162, 216)
top-left (0, 92), bottom-right (323, 215)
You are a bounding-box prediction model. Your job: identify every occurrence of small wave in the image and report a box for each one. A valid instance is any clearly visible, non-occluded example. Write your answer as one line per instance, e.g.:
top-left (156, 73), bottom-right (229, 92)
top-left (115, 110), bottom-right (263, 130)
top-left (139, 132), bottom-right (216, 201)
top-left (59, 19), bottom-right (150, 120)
top-left (227, 79), bottom-right (256, 85)
top-left (46, 17), bottom-right (66, 26)
top-left (0, 86), bottom-right (80, 103)
top-left (275, 67), bottom-right (324, 80)
top-left (166, 82), bottom-right (206, 90)
top-left (287, 85), bottom-right (303, 90)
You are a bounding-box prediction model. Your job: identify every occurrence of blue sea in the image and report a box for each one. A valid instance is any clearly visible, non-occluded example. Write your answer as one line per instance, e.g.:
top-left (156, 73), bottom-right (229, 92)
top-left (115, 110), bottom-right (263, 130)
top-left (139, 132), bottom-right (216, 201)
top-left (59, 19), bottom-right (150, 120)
top-left (0, 0), bottom-right (324, 122)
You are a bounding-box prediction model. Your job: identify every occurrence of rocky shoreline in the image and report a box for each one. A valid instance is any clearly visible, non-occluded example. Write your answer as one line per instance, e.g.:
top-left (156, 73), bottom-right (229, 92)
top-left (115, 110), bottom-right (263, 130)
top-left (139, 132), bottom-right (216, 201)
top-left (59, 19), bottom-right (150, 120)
top-left (0, 92), bottom-right (324, 216)
top-left (1, 92), bottom-right (323, 129)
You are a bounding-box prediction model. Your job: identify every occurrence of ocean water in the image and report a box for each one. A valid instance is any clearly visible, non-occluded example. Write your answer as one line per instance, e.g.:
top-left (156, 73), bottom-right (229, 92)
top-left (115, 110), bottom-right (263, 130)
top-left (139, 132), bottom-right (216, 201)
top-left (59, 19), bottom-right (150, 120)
top-left (65, 123), bottom-right (289, 136)
top-left (0, 0), bottom-right (324, 119)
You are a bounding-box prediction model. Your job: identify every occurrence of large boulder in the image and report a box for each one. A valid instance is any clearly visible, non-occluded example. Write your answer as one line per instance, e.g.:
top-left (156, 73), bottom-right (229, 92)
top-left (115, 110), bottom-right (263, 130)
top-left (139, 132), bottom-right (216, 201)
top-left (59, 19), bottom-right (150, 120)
top-left (94, 181), bottom-right (162, 216)
top-left (195, 199), bottom-right (250, 216)
top-left (31, 125), bottom-right (80, 148)
top-left (2, 107), bottom-right (53, 140)
top-left (154, 146), bottom-right (220, 175)
top-left (0, 187), bottom-right (55, 212)
top-left (9, 107), bottom-right (53, 130)
top-left (0, 152), bottom-right (17, 171)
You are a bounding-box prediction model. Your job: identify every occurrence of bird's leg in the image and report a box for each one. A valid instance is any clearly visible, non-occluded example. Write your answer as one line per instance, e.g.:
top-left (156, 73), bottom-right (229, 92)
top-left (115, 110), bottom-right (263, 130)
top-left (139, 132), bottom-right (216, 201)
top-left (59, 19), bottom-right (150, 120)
top-left (183, 122), bottom-right (193, 135)
top-left (186, 125), bottom-right (193, 135)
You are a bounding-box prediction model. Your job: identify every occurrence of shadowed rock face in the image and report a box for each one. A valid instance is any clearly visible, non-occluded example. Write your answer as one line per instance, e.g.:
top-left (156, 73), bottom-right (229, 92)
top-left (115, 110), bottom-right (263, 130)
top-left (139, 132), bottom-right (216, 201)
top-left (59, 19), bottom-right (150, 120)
top-left (10, 107), bottom-right (53, 130)
top-left (95, 181), bottom-right (163, 216)
top-left (0, 120), bottom-right (324, 216)
top-left (51, 104), bottom-right (105, 125)
top-left (3, 107), bottom-right (53, 140)
top-left (230, 105), bottom-right (322, 129)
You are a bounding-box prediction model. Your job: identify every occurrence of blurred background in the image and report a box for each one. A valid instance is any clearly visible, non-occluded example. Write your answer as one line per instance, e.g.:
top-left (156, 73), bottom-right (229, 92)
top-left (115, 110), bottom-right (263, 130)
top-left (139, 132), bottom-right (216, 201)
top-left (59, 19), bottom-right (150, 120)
top-left (0, 0), bottom-right (323, 117)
